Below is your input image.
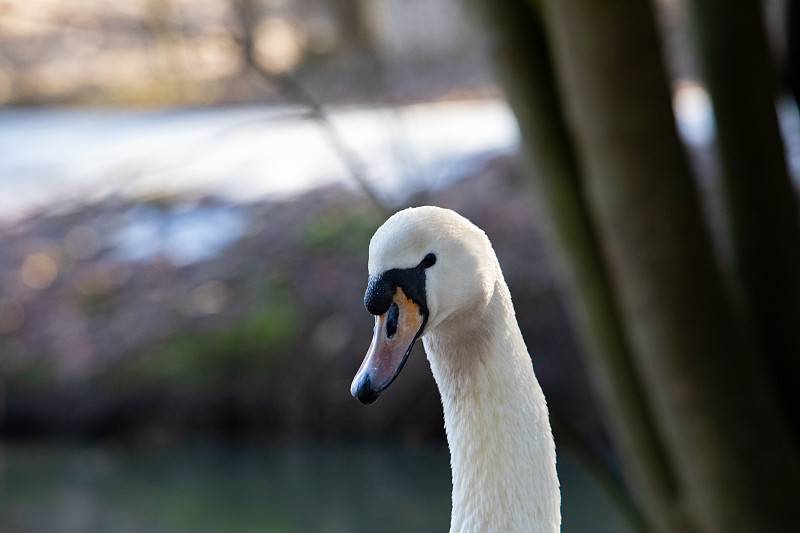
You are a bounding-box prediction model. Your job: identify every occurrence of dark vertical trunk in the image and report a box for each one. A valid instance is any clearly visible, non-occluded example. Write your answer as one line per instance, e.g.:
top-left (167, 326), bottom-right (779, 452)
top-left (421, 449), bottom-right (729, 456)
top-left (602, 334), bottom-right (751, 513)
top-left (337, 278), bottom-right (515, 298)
top-left (469, 1), bottom-right (690, 531)
top-left (687, 0), bottom-right (800, 443)
top-left (332, 0), bottom-right (374, 51)
top-left (537, 0), bottom-right (800, 531)
top-left (789, 0), bottom-right (800, 106)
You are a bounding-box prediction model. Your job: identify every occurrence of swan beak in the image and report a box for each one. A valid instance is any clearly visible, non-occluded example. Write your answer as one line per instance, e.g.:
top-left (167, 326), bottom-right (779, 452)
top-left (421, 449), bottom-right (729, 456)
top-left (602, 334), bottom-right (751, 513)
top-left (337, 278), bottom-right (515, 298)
top-left (351, 288), bottom-right (426, 404)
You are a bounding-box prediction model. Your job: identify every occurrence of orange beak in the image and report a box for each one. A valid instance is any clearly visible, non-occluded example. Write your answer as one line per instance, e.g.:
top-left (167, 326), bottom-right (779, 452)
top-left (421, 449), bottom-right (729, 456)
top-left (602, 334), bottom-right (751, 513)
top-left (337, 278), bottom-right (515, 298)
top-left (351, 287), bottom-right (426, 404)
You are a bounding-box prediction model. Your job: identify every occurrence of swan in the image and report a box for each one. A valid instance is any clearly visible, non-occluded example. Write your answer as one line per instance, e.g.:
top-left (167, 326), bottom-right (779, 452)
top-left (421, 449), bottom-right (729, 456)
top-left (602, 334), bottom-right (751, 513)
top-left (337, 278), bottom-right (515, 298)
top-left (351, 206), bottom-right (561, 533)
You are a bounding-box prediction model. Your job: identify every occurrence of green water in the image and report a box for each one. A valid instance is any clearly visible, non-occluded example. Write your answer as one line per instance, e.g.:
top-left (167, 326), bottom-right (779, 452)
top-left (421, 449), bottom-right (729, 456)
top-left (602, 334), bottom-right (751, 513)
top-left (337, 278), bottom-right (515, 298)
top-left (0, 444), bottom-right (633, 533)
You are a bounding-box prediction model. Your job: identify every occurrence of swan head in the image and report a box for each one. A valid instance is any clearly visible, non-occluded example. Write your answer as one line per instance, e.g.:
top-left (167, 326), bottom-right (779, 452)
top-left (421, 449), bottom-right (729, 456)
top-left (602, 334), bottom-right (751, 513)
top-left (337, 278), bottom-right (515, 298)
top-left (351, 206), bottom-right (497, 404)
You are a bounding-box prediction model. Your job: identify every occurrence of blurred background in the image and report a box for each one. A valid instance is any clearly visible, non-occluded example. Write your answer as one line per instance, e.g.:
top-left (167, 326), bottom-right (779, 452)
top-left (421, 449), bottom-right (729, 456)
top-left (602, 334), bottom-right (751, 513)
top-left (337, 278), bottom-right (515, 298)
top-left (0, 1), bottom-right (797, 532)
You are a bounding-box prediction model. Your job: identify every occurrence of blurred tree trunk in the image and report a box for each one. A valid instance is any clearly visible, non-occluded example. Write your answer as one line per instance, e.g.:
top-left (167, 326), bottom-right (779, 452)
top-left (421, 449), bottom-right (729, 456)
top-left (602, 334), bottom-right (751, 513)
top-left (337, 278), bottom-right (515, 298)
top-left (790, 0), bottom-right (800, 106)
top-left (467, 0), bottom-right (800, 530)
top-left (231, 0), bottom-right (259, 73)
top-left (144, 0), bottom-right (188, 98)
top-left (686, 0), bottom-right (800, 443)
top-left (332, 0), bottom-right (375, 51)
top-left (537, 0), bottom-right (800, 531)
top-left (469, 1), bottom-right (689, 532)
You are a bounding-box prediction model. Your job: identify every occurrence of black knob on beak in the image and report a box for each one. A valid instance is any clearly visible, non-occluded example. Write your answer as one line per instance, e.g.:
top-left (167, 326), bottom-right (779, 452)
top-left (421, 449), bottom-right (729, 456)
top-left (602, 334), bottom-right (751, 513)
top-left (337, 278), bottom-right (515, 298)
top-left (365, 275), bottom-right (394, 316)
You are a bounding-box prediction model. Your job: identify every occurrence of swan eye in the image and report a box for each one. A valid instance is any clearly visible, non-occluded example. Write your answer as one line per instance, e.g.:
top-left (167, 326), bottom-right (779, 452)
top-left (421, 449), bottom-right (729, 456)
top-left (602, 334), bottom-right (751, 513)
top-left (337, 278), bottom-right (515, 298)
top-left (420, 253), bottom-right (437, 269)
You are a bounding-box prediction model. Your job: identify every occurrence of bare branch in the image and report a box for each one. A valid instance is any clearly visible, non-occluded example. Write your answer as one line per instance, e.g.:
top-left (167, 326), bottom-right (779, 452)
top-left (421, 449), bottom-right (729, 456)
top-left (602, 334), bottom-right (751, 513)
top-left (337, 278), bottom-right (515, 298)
top-left (229, 0), bottom-right (391, 216)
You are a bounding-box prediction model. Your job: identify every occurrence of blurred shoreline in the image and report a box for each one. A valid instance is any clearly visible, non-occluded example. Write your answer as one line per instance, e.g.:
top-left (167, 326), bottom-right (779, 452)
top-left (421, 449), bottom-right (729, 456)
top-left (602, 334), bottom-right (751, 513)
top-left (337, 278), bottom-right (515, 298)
top-left (0, 98), bottom-right (518, 222)
top-left (0, 155), bottom-right (603, 449)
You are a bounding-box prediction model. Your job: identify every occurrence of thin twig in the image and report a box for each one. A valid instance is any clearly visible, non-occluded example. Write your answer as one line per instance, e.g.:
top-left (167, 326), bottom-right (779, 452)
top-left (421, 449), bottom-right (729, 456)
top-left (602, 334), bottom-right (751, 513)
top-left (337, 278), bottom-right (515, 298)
top-left (230, 0), bottom-right (391, 216)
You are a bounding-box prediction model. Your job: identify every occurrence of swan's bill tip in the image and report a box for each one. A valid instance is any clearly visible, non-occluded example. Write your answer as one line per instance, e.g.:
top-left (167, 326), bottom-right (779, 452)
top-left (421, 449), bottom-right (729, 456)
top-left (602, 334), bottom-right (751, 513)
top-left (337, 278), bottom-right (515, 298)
top-left (351, 375), bottom-right (381, 405)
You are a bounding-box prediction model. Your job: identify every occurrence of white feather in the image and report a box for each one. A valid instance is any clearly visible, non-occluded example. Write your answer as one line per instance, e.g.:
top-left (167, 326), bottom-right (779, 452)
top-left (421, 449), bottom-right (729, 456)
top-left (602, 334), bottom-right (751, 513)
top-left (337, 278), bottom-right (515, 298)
top-left (369, 206), bottom-right (561, 533)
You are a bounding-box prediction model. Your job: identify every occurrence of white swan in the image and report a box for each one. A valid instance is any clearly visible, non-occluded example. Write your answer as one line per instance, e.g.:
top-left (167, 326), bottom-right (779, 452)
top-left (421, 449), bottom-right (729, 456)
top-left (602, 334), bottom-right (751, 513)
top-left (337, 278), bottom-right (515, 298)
top-left (351, 206), bottom-right (561, 533)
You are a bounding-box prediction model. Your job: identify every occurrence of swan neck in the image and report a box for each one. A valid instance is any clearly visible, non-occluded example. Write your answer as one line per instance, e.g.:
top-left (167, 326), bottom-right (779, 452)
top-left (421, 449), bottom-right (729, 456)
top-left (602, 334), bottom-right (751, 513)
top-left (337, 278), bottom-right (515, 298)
top-left (423, 281), bottom-right (561, 533)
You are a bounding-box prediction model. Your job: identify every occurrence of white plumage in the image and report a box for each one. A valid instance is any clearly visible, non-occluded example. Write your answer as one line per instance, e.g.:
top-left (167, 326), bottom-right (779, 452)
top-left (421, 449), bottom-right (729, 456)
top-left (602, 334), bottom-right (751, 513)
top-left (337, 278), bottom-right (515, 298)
top-left (356, 206), bottom-right (561, 533)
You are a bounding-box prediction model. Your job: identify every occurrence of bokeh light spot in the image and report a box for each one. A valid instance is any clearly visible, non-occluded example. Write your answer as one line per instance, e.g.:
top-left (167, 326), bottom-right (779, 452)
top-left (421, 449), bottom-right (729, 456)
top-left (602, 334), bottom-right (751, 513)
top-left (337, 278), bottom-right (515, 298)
top-left (255, 17), bottom-right (307, 73)
top-left (20, 252), bottom-right (59, 289)
top-left (185, 280), bottom-right (230, 316)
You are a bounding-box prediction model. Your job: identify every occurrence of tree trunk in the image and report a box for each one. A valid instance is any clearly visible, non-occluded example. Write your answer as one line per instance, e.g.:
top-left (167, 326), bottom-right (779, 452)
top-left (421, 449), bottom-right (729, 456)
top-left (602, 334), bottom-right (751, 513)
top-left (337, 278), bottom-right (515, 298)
top-left (686, 0), bottom-right (800, 444)
top-left (537, 0), bottom-right (800, 532)
top-left (469, 1), bottom-right (690, 531)
top-left (789, 0), bottom-right (800, 106)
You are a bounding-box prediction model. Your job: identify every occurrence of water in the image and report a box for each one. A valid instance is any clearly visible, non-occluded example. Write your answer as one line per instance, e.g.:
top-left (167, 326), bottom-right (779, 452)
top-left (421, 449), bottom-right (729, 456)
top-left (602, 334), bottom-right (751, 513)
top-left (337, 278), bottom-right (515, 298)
top-left (108, 202), bottom-right (248, 265)
top-left (0, 89), bottom-right (737, 225)
top-left (0, 444), bottom-right (633, 533)
top-left (0, 101), bottom-right (519, 222)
